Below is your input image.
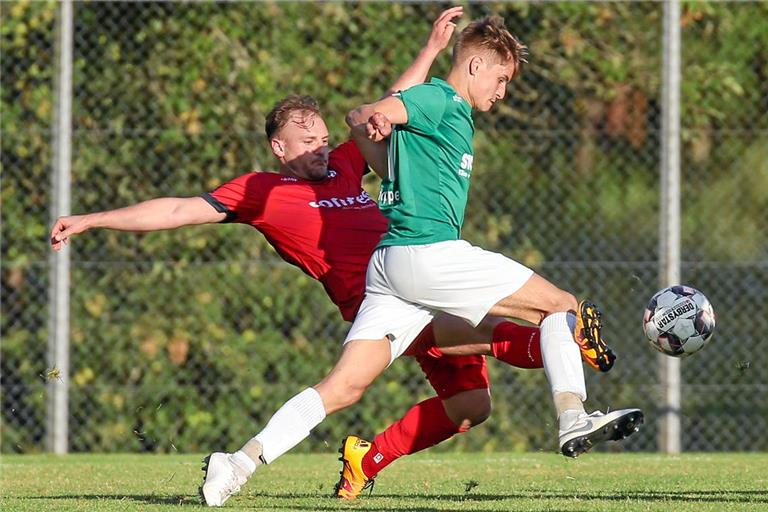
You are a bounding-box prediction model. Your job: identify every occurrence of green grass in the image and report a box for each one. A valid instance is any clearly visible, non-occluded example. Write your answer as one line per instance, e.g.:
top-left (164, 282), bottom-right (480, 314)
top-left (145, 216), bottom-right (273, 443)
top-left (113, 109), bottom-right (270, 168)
top-left (2, 452), bottom-right (767, 511)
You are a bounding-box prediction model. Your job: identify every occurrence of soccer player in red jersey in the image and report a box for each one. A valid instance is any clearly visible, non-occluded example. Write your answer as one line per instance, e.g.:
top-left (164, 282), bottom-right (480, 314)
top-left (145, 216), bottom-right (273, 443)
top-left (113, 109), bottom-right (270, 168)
top-left (50, 8), bottom-right (595, 506)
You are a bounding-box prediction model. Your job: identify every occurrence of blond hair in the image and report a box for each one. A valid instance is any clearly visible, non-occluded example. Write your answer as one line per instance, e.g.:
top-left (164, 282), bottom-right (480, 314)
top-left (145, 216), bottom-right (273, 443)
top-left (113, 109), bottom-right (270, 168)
top-left (452, 16), bottom-right (528, 77)
top-left (265, 95), bottom-right (321, 139)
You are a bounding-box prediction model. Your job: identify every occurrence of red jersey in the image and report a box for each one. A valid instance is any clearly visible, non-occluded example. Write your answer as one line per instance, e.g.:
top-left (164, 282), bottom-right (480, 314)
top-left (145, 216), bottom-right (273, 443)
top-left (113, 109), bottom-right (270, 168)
top-left (203, 141), bottom-right (388, 321)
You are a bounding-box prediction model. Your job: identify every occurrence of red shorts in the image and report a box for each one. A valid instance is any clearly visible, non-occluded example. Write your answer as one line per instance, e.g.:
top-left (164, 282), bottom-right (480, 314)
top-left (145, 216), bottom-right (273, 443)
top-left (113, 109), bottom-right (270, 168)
top-left (401, 322), bottom-right (490, 399)
top-left (415, 352), bottom-right (489, 400)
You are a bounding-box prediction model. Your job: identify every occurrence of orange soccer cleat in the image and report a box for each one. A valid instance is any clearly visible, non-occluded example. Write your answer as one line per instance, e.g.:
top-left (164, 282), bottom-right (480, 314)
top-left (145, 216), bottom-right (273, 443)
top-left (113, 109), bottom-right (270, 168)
top-left (574, 301), bottom-right (616, 372)
top-left (333, 435), bottom-right (375, 500)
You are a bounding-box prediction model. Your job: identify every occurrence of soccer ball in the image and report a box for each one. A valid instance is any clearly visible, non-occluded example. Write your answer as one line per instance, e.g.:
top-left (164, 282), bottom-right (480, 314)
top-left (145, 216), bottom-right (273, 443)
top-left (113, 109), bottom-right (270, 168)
top-left (642, 285), bottom-right (716, 357)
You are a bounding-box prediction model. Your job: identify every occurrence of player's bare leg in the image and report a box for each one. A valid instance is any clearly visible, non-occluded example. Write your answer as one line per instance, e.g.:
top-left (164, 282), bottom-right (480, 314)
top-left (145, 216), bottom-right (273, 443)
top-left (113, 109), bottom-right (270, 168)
top-left (487, 273), bottom-right (643, 457)
top-left (430, 311), bottom-right (610, 372)
top-left (314, 338), bottom-right (392, 413)
top-left (201, 338), bottom-right (391, 506)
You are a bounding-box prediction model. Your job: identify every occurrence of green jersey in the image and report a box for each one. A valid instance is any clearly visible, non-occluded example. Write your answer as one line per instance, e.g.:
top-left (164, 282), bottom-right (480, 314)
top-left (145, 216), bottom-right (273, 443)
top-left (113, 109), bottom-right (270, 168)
top-left (377, 78), bottom-right (475, 248)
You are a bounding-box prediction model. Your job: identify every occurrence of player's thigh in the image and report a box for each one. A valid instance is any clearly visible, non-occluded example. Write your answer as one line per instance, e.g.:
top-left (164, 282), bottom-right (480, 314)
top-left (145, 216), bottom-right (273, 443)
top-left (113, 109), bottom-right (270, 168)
top-left (431, 312), bottom-right (504, 349)
top-left (488, 273), bottom-right (577, 325)
top-left (345, 291), bottom-right (434, 364)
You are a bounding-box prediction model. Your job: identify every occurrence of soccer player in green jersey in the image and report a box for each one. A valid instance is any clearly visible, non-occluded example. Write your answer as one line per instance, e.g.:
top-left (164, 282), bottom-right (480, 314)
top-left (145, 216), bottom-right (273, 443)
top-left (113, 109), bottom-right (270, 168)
top-left (338, 15), bottom-right (643, 494)
top-left (199, 11), bottom-right (641, 506)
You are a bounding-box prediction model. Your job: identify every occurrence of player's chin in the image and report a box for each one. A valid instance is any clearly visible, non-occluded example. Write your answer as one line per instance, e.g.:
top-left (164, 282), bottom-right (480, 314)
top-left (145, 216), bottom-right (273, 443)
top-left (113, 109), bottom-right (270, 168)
top-left (308, 166), bottom-right (329, 180)
top-left (479, 100), bottom-right (495, 112)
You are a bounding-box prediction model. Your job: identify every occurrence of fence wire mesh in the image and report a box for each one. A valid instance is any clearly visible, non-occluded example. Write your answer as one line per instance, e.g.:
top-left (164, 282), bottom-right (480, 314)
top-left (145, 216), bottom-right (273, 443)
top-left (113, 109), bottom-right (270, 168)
top-left (2, 1), bottom-right (767, 454)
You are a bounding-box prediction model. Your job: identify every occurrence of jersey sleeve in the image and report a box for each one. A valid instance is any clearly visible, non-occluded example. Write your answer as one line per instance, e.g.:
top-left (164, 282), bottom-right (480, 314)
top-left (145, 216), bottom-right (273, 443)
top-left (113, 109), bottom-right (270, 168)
top-left (202, 173), bottom-right (262, 223)
top-left (396, 83), bottom-right (448, 135)
top-left (328, 140), bottom-right (368, 181)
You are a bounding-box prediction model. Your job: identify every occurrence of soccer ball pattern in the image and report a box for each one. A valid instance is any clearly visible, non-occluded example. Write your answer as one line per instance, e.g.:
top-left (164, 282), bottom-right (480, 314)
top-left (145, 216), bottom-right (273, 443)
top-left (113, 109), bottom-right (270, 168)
top-left (643, 285), bottom-right (716, 357)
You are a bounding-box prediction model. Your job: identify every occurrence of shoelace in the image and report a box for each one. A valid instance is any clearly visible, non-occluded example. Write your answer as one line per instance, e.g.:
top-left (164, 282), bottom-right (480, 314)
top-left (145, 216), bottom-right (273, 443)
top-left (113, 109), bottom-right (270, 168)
top-left (362, 478), bottom-right (375, 496)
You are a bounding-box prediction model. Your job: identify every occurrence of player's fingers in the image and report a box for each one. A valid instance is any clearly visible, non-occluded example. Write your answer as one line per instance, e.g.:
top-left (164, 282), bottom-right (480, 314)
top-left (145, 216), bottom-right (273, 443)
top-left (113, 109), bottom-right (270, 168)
top-left (366, 124), bottom-right (381, 141)
top-left (437, 6), bottom-right (463, 20)
top-left (52, 224), bottom-right (69, 241)
top-left (51, 234), bottom-right (64, 252)
top-left (370, 112), bottom-right (385, 129)
top-left (56, 223), bottom-right (84, 241)
top-left (437, 6), bottom-right (463, 24)
top-left (50, 219), bottom-right (64, 239)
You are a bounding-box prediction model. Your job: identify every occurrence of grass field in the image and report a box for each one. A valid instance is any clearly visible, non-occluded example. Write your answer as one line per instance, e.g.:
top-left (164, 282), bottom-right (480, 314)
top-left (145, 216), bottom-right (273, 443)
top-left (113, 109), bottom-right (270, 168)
top-left (2, 452), bottom-right (767, 511)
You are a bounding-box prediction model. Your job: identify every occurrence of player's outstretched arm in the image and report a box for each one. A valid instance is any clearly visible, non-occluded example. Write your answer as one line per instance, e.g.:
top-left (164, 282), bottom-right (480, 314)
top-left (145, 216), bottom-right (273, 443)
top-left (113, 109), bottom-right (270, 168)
top-left (348, 6), bottom-right (462, 177)
top-left (50, 197), bottom-right (225, 251)
top-left (384, 6), bottom-right (463, 96)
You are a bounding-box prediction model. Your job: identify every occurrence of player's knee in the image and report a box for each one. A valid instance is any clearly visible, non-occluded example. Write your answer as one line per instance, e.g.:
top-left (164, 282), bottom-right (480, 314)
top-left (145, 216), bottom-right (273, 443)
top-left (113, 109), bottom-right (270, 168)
top-left (334, 381), bottom-right (367, 409)
top-left (542, 290), bottom-right (578, 318)
top-left (465, 398), bottom-right (492, 426)
top-left (445, 392), bottom-right (492, 428)
top-left (348, 384), bottom-right (368, 406)
top-left (316, 380), bottom-right (368, 413)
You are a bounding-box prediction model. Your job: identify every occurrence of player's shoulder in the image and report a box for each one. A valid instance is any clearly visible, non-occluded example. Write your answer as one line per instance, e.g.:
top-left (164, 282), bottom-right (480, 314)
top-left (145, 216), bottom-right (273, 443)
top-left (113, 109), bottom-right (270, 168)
top-left (399, 79), bottom-right (455, 110)
top-left (398, 80), bottom-right (444, 98)
top-left (250, 170), bottom-right (297, 183)
top-left (219, 171), bottom-right (298, 193)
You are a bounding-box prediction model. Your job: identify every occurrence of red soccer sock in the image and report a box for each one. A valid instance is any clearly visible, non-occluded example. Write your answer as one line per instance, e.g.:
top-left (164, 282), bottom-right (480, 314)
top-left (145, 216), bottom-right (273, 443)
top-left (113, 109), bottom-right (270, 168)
top-left (491, 321), bottom-right (543, 368)
top-left (361, 397), bottom-right (461, 478)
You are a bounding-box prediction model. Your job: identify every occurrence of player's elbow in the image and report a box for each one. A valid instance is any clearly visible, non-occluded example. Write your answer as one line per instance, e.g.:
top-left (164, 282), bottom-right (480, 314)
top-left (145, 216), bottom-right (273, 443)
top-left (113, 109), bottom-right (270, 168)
top-left (345, 108), bottom-right (364, 130)
top-left (346, 105), bottom-right (375, 131)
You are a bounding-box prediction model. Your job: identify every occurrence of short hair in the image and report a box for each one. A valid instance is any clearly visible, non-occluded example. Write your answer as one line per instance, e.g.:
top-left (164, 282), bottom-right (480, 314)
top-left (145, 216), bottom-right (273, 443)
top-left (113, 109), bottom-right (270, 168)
top-left (452, 16), bottom-right (528, 78)
top-left (265, 95), bottom-right (321, 139)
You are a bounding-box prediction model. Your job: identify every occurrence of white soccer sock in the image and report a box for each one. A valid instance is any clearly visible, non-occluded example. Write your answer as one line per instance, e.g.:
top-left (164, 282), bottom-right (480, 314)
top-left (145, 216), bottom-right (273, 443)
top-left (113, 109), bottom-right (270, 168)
top-left (253, 387), bottom-right (327, 464)
top-left (540, 312), bottom-right (587, 402)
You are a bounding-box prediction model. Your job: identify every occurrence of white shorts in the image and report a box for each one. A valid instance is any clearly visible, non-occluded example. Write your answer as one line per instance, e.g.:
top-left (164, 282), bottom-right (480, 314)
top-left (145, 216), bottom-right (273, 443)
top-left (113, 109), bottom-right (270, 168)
top-left (344, 240), bottom-right (534, 363)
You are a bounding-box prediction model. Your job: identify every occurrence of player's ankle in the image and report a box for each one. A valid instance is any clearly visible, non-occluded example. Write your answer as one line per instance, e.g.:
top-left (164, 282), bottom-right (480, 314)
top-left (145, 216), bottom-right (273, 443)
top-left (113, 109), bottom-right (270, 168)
top-left (233, 438), bottom-right (265, 476)
top-left (553, 391), bottom-right (585, 420)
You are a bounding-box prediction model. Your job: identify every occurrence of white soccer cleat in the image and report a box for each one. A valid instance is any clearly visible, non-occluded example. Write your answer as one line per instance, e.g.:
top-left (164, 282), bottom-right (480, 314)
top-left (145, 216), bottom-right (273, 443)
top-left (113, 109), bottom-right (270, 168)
top-left (559, 408), bottom-right (644, 458)
top-left (199, 452), bottom-right (249, 507)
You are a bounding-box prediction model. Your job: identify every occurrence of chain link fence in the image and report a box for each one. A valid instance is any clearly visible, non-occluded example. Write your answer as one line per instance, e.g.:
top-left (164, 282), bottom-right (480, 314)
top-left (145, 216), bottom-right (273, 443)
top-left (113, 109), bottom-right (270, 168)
top-left (2, 1), bottom-right (766, 455)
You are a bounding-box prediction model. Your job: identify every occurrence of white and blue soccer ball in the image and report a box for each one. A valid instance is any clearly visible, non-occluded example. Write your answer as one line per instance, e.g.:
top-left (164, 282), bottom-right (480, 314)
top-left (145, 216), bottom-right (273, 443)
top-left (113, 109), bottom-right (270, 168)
top-left (643, 285), bottom-right (716, 358)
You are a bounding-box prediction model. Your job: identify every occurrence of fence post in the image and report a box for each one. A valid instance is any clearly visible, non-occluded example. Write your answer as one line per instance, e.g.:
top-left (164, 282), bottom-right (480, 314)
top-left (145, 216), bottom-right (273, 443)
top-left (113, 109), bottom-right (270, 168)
top-left (47, 0), bottom-right (74, 455)
top-left (659, 0), bottom-right (682, 454)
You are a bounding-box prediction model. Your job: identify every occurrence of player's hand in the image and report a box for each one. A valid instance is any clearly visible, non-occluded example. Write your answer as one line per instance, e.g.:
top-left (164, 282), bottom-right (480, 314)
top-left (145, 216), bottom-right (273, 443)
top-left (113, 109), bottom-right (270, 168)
top-left (50, 214), bottom-right (91, 251)
top-left (425, 6), bottom-right (463, 53)
top-left (366, 112), bottom-right (392, 142)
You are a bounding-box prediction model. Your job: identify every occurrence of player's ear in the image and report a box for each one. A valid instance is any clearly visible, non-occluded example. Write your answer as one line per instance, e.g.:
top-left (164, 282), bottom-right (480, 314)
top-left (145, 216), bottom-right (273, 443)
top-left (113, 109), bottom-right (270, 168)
top-left (270, 137), bottom-right (285, 158)
top-left (469, 55), bottom-right (484, 76)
